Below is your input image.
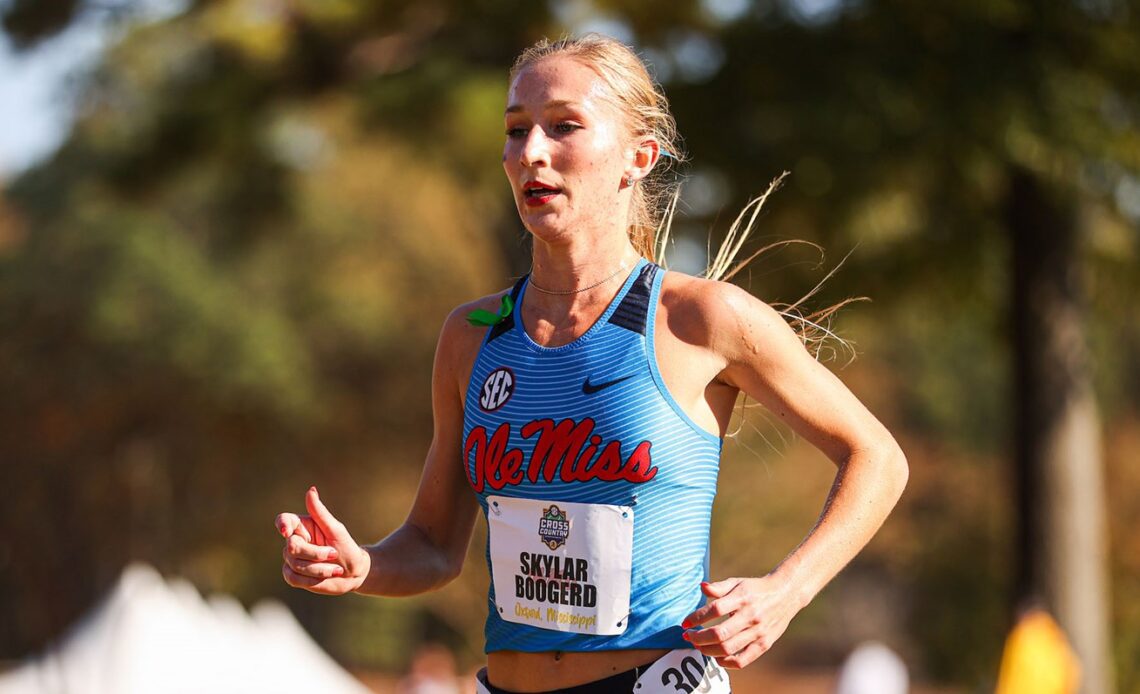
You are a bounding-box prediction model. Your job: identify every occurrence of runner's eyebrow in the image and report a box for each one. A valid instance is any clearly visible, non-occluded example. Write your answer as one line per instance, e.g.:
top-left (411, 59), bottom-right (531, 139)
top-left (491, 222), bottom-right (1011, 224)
top-left (505, 100), bottom-right (581, 115)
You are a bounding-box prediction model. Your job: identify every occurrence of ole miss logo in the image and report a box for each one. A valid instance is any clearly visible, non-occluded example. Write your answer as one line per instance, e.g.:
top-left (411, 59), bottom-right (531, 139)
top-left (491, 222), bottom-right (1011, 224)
top-left (480, 367), bottom-right (515, 411)
top-left (465, 417), bottom-right (657, 493)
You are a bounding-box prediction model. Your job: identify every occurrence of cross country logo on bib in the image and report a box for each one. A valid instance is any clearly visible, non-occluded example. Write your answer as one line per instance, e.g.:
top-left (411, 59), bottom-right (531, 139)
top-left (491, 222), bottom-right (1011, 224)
top-left (538, 506), bottom-right (570, 550)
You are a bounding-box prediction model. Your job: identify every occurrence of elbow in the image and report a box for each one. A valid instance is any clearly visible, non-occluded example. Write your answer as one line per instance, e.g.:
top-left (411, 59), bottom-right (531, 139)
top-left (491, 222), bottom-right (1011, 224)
top-left (437, 554), bottom-right (466, 588)
top-left (850, 437), bottom-right (907, 507)
top-left (426, 530), bottom-right (470, 590)
top-left (885, 442), bottom-right (909, 506)
top-left (401, 522), bottom-right (469, 593)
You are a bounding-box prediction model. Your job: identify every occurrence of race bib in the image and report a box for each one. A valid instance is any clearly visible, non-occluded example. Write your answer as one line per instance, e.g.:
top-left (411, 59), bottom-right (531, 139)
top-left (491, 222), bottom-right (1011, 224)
top-left (487, 495), bottom-right (634, 635)
top-left (636, 649), bottom-right (731, 693)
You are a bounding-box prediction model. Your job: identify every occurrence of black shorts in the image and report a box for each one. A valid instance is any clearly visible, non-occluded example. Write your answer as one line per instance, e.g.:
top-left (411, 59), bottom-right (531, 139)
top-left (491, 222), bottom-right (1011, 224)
top-left (475, 658), bottom-right (648, 694)
top-left (474, 649), bottom-right (731, 694)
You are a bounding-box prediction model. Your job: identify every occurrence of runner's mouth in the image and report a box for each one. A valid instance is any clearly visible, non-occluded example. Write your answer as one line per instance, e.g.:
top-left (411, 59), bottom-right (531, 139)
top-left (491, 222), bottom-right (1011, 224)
top-left (523, 183), bottom-right (561, 205)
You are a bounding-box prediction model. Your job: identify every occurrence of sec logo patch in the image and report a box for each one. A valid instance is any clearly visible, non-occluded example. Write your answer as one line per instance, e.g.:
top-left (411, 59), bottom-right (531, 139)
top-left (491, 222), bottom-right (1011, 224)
top-left (479, 367), bottom-right (515, 411)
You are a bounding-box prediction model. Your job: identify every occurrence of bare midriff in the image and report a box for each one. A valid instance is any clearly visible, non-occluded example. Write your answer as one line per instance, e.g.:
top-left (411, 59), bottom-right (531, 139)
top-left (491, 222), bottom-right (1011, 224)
top-left (487, 648), bottom-right (671, 691)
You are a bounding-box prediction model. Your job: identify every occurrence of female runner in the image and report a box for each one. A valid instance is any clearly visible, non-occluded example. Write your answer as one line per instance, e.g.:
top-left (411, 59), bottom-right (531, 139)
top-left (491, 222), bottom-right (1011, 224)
top-left (276, 34), bottom-right (909, 694)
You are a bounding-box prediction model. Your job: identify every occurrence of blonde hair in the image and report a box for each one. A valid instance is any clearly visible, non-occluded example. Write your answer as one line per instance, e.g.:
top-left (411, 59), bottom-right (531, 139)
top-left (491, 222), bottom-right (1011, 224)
top-left (511, 36), bottom-right (857, 363)
top-left (510, 34), bottom-right (684, 260)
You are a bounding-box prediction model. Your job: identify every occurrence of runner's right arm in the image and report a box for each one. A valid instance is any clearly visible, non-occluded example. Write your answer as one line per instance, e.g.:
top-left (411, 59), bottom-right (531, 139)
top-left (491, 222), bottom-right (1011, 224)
top-left (277, 300), bottom-right (491, 596)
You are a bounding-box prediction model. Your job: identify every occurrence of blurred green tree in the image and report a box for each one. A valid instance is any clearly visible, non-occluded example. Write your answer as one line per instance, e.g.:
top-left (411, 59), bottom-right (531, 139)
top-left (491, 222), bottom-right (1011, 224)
top-left (3, 1), bottom-right (1138, 690)
top-left (0, 0), bottom-right (535, 662)
top-left (648, 3), bottom-right (1138, 690)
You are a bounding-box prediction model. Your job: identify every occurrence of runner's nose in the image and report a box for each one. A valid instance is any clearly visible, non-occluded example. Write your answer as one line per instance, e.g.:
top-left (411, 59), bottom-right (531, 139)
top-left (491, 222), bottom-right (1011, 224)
top-left (520, 125), bottom-right (551, 168)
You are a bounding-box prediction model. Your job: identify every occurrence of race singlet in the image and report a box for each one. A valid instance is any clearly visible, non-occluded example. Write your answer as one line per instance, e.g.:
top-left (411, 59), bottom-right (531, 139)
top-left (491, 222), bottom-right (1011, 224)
top-left (487, 495), bottom-right (634, 636)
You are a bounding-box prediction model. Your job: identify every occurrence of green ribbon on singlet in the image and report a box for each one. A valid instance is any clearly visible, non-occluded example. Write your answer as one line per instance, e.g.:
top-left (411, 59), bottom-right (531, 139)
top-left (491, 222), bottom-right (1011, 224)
top-left (465, 294), bottom-right (515, 327)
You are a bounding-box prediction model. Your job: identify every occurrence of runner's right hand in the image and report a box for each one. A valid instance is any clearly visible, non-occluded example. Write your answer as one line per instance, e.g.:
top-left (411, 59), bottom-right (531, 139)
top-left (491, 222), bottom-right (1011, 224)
top-left (276, 487), bottom-right (371, 595)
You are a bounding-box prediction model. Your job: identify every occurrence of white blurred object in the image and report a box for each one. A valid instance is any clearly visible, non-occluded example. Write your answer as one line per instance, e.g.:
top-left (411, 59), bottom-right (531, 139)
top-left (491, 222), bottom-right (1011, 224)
top-left (0, 563), bottom-right (370, 694)
top-left (835, 641), bottom-right (909, 694)
top-left (396, 643), bottom-right (461, 694)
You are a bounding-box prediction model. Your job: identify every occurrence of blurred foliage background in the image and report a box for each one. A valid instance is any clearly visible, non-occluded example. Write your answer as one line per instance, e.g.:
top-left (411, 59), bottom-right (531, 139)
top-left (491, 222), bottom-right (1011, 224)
top-left (1, 0), bottom-right (1138, 691)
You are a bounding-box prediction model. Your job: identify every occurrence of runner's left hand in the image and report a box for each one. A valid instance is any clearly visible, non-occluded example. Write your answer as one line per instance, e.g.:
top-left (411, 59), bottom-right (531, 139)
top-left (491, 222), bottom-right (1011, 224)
top-left (680, 576), bottom-right (801, 669)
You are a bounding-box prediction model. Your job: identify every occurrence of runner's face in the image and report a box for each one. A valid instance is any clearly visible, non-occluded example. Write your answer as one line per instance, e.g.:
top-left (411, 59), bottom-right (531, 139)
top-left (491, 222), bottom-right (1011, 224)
top-left (503, 56), bottom-right (634, 242)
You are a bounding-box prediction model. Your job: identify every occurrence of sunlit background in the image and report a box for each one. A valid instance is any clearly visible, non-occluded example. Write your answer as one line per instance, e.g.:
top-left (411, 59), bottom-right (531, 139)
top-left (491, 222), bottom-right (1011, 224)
top-left (1, 0), bottom-right (1137, 692)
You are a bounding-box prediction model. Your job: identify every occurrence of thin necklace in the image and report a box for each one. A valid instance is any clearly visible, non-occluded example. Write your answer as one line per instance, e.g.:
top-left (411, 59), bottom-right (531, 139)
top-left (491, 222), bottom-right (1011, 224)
top-left (528, 261), bottom-right (630, 295)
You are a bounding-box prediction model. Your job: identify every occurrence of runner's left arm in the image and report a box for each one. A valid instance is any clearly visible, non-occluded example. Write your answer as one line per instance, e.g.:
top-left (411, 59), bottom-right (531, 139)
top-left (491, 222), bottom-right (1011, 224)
top-left (680, 281), bottom-right (908, 668)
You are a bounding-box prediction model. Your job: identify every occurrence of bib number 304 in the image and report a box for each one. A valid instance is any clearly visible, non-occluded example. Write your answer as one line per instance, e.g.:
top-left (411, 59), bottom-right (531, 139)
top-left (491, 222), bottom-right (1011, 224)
top-left (638, 650), bottom-right (730, 693)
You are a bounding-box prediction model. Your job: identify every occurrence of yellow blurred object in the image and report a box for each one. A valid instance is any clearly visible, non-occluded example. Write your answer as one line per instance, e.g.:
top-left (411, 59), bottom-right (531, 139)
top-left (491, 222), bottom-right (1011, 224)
top-left (200, 0), bottom-right (290, 65)
top-left (994, 608), bottom-right (1081, 694)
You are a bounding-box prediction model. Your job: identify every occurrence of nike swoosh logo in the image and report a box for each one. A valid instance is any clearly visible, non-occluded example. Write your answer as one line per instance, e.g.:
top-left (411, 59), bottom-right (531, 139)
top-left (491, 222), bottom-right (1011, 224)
top-left (582, 374), bottom-right (634, 395)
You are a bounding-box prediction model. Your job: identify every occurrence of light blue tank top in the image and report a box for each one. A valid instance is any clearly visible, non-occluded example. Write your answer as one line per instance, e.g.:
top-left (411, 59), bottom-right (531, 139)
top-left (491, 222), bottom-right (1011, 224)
top-left (463, 259), bottom-right (723, 653)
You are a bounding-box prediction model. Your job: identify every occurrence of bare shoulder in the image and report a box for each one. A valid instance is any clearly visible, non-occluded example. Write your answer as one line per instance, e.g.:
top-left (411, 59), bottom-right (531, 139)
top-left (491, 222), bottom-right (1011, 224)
top-left (440, 291), bottom-right (510, 339)
top-left (659, 271), bottom-right (790, 356)
top-left (435, 290), bottom-right (515, 389)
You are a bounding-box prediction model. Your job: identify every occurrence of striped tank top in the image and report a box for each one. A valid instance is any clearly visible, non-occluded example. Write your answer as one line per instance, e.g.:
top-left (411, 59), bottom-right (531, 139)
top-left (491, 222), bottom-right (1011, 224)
top-left (463, 258), bottom-right (723, 653)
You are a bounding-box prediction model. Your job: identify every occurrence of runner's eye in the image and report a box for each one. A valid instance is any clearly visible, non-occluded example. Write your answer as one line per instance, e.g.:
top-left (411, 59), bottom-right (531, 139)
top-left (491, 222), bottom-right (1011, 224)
top-left (554, 122), bottom-right (581, 134)
top-left (506, 126), bottom-right (529, 139)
